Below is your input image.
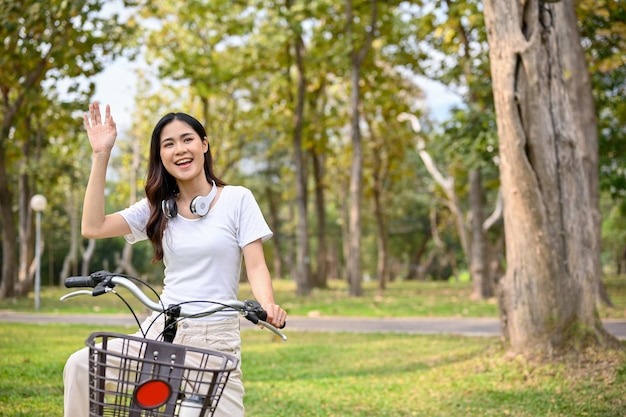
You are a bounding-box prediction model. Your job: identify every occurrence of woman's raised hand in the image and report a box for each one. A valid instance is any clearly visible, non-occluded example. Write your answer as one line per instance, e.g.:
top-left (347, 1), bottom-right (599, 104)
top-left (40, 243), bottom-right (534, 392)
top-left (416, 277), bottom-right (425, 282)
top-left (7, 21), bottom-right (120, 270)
top-left (83, 102), bottom-right (117, 154)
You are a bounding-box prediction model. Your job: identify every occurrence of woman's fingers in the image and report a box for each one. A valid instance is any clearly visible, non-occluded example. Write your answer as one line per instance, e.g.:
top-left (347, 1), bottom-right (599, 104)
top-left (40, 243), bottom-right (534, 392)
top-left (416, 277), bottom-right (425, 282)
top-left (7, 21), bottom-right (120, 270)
top-left (91, 102), bottom-right (100, 124)
top-left (267, 304), bottom-right (286, 327)
top-left (86, 102), bottom-right (105, 127)
top-left (85, 102), bottom-right (116, 130)
top-left (104, 103), bottom-right (111, 123)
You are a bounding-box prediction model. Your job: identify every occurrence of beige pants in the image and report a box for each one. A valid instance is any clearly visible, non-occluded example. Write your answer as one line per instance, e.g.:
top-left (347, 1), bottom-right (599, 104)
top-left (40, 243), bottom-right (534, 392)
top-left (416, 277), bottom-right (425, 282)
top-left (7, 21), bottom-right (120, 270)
top-left (63, 313), bottom-right (245, 417)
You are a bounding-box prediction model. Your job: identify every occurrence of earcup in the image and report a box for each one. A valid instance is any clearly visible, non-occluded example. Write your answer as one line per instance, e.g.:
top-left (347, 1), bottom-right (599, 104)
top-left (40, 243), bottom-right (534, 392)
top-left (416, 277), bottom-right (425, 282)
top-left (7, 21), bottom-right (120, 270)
top-left (161, 198), bottom-right (178, 218)
top-left (189, 180), bottom-right (218, 217)
top-left (162, 180), bottom-right (217, 219)
top-left (190, 195), bottom-right (210, 216)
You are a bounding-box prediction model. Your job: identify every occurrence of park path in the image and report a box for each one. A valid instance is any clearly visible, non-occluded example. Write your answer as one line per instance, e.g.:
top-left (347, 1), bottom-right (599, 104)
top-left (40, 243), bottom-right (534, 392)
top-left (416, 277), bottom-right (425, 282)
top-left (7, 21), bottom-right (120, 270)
top-left (1, 311), bottom-right (625, 340)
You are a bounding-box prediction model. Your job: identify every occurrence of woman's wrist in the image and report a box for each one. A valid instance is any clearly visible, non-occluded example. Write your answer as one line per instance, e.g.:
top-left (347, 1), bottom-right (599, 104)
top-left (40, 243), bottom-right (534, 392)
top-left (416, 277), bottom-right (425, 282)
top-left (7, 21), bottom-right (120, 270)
top-left (92, 149), bottom-right (112, 157)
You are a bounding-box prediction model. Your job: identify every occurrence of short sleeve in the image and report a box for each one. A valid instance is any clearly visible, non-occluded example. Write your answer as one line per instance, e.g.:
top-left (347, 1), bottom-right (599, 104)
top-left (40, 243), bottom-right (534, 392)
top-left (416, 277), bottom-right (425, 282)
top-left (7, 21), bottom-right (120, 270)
top-left (237, 188), bottom-right (273, 248)
top-left (117, 198), bottom-right (150, 244)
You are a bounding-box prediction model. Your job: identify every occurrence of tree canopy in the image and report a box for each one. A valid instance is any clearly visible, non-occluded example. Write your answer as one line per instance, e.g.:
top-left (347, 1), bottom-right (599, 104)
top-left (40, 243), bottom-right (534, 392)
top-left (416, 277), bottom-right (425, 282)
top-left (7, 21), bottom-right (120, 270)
top-left (1, 1), bottom-right (624, 357)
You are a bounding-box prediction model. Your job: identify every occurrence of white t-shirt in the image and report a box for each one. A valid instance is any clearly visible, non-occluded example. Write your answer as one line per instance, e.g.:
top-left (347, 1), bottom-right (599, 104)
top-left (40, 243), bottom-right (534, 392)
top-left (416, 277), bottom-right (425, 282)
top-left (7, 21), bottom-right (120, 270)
top-left (118, 185), bottom-right (272, 321)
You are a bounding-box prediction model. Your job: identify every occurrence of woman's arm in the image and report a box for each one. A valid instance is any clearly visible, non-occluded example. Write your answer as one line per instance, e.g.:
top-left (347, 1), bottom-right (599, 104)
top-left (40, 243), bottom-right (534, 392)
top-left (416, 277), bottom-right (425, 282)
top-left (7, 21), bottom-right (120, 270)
top-left (243, 239), bottom-right (286, 328)
top-left (81, 102), bottom-right (131, 239)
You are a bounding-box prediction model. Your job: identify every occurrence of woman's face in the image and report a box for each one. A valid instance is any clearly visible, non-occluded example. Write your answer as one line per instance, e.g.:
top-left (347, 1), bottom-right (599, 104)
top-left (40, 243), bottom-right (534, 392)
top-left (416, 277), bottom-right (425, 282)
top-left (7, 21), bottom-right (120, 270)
top-left (159, 119), bottom-right (208, 183)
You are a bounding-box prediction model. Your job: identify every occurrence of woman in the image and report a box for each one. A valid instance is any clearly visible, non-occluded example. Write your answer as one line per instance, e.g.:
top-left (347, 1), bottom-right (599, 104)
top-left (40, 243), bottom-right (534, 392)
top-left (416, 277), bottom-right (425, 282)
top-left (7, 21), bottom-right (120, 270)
top-left (63, 102), bottom-right (286, 417)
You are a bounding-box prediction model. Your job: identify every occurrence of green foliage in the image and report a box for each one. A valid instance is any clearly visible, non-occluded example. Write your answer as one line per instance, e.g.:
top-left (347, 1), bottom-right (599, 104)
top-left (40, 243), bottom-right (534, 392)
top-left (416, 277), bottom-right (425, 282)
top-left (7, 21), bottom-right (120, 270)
top-left (577, 0), bottom-right (626, 203)
top-left (0, 0), bottom-right (140, 293)
top-left (1, 0), bottom-right (624, 306)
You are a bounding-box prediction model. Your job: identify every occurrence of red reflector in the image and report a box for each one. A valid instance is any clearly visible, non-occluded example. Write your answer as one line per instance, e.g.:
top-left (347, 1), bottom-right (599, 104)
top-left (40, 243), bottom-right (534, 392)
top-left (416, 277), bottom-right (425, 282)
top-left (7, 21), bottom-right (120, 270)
top-left (134, 379), bottom-right (172, 409)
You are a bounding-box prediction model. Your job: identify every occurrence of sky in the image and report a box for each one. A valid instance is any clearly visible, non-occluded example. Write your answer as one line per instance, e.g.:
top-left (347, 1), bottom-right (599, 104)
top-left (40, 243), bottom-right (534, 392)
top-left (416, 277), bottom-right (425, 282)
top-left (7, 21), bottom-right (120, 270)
top-left (90, 56), bottom-right (462, 135)
top-left (90, 57), bottom-right (141, 133)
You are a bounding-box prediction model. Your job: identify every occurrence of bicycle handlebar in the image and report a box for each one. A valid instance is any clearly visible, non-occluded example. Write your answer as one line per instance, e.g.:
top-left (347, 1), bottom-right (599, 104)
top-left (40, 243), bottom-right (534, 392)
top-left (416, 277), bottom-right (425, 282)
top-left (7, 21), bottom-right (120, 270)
top-left (61, 270), bottom-right (287, 341)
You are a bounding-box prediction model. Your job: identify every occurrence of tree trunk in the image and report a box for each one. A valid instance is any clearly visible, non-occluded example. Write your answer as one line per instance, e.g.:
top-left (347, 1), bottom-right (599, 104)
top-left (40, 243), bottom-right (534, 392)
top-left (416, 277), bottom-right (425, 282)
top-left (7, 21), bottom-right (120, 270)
top-left (113, 122), bottom-right (142, 277)
top-left (16, 173), bottom-right (34, 295)
top-left (312, 150), bottom-right (328, 288)
top-left (373, 182), bottom-right (388, 295)
top-left (469, 168), bottom-right (493, 299)
top-left (60, 189), bottom-right (79, 282)
top-left (346, 19), bottom-right (364, 296)
top-left (291, 27), bottom-right (312, 296)
top-left (286, 204), bottom-right (297, 282)
top-left (340, 180), bottom-right (350, 283)
top-left (81, 239), bottom-right (96, 276)
top-left (483, 0), bottom-right (619, 353)
top-left (398, 113), bottom-right (472, 270)
top-left (345, 0), bottom-right (377, 297)
top-left (0, 144), bottom-right (17, 299)
top-left (558, 2), bottom-right (612, 308)
top-left (114, 244), bottom-right (139, 277)
top-left (405, 235), bottom-right (430, 281)
top-left (266, 186), bottom-right (284, 280)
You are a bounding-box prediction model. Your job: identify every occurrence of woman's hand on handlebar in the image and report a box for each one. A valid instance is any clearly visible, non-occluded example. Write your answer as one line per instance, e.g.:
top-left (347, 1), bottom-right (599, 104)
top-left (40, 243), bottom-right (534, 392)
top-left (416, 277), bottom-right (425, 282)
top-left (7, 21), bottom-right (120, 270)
top-left (262, 302), bottom-right (287, 329)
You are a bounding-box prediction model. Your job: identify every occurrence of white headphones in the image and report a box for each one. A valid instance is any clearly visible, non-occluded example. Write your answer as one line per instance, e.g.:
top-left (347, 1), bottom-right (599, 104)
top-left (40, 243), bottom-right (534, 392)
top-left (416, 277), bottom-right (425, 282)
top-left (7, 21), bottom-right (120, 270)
top-left (161, 180), bottom-right (217, 218)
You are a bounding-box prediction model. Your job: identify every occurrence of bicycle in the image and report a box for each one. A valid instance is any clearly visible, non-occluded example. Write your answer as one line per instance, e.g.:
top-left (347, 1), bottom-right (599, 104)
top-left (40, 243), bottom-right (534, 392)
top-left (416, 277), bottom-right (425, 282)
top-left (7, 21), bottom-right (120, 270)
top-left (61, 270), bottom-right (287, 417)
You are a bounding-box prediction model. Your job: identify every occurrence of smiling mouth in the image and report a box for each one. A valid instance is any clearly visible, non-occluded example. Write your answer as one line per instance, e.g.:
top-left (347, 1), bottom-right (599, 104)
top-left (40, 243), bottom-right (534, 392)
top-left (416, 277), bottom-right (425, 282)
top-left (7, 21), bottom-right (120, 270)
top-left (175, 158), bottom-right (192, 166)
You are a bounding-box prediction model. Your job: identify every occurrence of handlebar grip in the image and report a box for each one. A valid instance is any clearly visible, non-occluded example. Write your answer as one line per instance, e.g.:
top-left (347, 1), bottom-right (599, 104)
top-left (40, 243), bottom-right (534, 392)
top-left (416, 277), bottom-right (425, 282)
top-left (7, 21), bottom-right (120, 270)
top-left (256, 310), bottom-right (287, 329)
top-left (64, 276), bottom-right (97, 288)
top-left (242, 300), bottom-right (286, 329)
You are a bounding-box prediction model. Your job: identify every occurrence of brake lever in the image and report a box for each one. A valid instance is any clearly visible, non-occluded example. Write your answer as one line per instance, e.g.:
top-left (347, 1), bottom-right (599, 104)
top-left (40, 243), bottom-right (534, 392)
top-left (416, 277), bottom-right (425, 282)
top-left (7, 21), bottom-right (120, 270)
top-left (255, 320), bottom-right (288, 341)
top-left (60, 290), bottom-right (93, 301)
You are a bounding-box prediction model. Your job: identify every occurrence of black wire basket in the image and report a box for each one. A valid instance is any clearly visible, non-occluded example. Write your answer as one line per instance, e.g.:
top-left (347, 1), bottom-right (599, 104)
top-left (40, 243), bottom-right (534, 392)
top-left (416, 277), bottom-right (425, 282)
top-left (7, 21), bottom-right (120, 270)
top-left (86, 332), bottom-right (239, 417)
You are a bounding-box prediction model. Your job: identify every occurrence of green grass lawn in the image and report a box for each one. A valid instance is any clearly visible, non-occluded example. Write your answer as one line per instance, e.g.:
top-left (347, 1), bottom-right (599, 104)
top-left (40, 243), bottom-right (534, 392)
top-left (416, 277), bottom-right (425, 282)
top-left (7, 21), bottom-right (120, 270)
top-left (0, 323), bottom-right (624, 417)
top-left (0, 276), bottom-right (625, 416)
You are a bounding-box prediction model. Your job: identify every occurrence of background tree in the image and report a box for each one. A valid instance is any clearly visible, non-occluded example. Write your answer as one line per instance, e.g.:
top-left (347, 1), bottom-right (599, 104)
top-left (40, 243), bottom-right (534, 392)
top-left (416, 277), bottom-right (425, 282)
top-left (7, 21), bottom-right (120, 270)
top-left (577, 0), bottom-right (626, 281)
top-left (0, 0), bottom-right (137, 297)
top-left (2, 0), bottom-right (623, 319)
top-left (393, 0), bottom-right (502, 299)
top-left (483, 0), bottom-right (620, 353)
top-left (345, 0), bottom-right (378, 297)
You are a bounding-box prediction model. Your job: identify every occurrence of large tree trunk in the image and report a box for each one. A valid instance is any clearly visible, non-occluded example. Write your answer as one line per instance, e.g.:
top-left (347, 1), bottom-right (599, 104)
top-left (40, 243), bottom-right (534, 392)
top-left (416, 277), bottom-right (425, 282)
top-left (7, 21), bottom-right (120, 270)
top-left (483, 0), bottom-right (619, 353)
top-left (559, 2), bottom-right (612, 308)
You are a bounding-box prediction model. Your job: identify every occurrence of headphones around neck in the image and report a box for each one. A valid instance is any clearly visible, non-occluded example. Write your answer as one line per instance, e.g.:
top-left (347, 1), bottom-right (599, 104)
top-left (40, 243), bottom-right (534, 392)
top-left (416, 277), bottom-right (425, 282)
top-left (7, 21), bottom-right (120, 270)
top-left (161, 180), bottom-right (218, 218)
